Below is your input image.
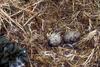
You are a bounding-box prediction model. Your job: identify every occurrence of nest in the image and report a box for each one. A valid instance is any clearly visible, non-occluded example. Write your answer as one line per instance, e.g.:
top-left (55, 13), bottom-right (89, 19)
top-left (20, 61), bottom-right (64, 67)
top-left (0, 0), bottom-right (100, 67)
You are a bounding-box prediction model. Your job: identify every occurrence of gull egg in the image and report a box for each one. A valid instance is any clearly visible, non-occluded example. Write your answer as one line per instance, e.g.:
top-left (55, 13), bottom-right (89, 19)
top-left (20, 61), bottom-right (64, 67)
top-left (63, 31), bottom-right (80, 47)
top-left (48, 32), bottom-right (62, 47)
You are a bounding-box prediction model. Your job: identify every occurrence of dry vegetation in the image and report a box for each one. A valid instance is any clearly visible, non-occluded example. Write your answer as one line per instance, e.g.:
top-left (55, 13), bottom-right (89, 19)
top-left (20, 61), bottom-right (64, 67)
top-left (0, 0), bottom-right (100, 67)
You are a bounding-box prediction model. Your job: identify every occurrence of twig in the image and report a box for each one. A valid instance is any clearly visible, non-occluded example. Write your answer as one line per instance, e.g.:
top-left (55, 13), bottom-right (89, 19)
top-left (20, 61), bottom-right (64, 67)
top-left (0, 8), bottom-right (26, 33)
top-left (23, 12), bottom-right (39, 26)
top-left (82, 49), bottom-right (95, 66)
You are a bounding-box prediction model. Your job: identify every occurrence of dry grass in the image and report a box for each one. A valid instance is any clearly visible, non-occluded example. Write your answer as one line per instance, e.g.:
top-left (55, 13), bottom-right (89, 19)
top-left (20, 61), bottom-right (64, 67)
top-left (0, 0), bottom-right (100, 67)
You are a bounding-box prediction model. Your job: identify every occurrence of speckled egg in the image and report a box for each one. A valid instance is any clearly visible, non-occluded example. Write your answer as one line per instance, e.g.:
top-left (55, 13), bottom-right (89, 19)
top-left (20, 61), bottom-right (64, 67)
top-left (48, 32), bottom-right (62, 47)
top-left (64, 31), bottom-right (80, 46)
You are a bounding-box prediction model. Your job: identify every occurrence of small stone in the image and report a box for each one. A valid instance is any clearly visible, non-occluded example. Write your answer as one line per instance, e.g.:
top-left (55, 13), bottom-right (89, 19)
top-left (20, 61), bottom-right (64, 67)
top-left (48, 32), bottom-right (62, 47)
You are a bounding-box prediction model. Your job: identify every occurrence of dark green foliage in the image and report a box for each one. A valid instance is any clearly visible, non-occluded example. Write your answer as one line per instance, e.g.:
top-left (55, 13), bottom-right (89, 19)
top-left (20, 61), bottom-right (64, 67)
top-left (0, 35), bottom-right (28, 67)
top-left (0, 36), bottom-right (9, 44)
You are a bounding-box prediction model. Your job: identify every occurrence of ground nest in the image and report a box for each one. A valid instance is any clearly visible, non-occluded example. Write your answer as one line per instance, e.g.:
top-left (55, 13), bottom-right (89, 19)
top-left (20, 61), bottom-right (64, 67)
top-left (0, 0), bottom-right (100, 67)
